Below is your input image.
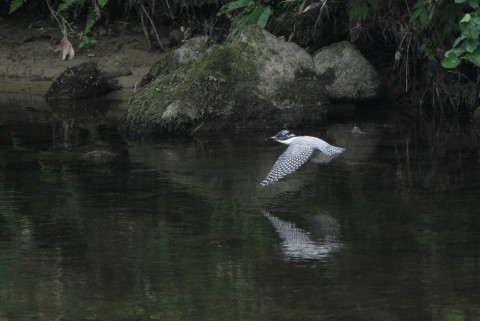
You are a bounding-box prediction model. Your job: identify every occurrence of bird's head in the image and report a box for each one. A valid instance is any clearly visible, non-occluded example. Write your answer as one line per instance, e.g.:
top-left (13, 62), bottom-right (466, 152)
top-left (267, 130), bottom-right (297, 143)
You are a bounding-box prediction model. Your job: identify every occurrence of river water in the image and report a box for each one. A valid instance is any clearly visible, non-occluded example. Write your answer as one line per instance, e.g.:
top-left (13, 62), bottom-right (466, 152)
top-left (1, 95), bottom-right (480, 321)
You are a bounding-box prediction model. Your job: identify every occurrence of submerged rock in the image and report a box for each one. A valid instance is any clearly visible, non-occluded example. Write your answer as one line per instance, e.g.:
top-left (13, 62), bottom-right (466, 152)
top-left (82, 150), bottom-right (128, 164)
top-left (313, 41), bottom-right (383, 101)
top-left (124, 26), bottom-right (353, 135)
top-left (45, 62), bottom-right (113, 101)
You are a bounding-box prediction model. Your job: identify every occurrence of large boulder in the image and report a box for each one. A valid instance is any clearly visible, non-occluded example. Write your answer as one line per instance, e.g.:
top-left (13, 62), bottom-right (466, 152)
top-left (313, 41), bottom-right (383, 101)
top-left (46, 62), bottom-right (112, 100)
top-left (124, 26), bottom-right (353, 135)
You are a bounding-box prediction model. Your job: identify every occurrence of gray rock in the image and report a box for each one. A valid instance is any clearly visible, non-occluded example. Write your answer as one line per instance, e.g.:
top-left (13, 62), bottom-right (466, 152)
top-left (45, 62), bottom-right (112, 101)
top-left (313, 41), bottom-right (383, 101)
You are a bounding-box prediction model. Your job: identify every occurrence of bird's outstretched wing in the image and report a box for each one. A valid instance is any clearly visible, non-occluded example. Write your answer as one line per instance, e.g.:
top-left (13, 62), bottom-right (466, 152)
top-left (260, 144), bottom-right (314, 187)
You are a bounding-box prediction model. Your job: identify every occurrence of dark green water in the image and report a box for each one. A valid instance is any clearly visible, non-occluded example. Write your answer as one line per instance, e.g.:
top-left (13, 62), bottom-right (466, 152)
top-left (1, 97), bottom-right (480, 321)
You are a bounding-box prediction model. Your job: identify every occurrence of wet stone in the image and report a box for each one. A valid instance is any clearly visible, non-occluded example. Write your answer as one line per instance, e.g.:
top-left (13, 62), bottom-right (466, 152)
top-left (45, 62), bottom-right (113, 101)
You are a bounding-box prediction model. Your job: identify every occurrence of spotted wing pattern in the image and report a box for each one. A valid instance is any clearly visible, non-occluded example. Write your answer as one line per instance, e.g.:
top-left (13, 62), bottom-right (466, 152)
top-left (260, 144), bottom-right (314, 187)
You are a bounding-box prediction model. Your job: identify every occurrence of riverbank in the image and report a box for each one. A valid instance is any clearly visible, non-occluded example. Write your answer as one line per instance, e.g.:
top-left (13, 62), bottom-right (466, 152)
top-left (0, 17), bottom-right (163, 104)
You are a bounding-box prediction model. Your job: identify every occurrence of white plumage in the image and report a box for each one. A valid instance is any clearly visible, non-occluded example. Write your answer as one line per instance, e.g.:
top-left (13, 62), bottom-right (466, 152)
top-left (260, 130), bottom-right (344, 187)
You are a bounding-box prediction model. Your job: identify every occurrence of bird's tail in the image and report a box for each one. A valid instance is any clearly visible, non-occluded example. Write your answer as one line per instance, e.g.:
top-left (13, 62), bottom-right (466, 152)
top-left (325, 145), bottom-right (345, 155)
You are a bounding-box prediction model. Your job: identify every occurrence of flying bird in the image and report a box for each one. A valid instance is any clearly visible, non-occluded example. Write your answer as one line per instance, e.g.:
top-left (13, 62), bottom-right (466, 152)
top-left (259, 130), bottom-right (344, 187)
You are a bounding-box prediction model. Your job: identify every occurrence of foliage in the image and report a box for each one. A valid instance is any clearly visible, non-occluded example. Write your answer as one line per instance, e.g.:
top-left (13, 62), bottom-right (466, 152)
top-left (408, 0), bottom-right (480, 68)
top-left (348, 0), bottom-right (378, 23)
top-left (7, 0), bottom-right (27, 13)
top-left (442, 0), bottom-right (480, 68)
top-left (79, 2), bottom-right (103, 48)
top-left (217, 0), bottom-right (384, 49)
top-left (217, 0), bottom-right (272, 43)
top-left (7, 0), bottom-right (108, 49)
top-left (402, 0), bottom-right (480, 111)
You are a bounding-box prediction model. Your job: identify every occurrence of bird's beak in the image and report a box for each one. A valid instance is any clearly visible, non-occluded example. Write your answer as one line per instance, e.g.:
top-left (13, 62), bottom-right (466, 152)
top-left (266, 136), bottom-right (277, 141)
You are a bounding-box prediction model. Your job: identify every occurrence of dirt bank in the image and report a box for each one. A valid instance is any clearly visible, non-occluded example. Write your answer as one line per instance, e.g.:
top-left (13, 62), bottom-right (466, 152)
top-left (0, 17), bottom-right (164, 102)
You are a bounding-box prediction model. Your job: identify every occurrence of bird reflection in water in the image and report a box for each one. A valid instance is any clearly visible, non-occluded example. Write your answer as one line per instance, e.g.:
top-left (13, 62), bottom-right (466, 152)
top-left (263, 211), bottom-right (342, 260)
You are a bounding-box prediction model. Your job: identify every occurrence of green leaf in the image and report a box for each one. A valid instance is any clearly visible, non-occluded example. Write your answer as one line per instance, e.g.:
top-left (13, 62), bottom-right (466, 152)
top-left (419, 10), bottom-right (429, 26)
top-left (460, 13), bottom-right (471, 23)
top-left (218, 0), bottom-right (253, 15)
top-left (454, 0), bottom-right (467, 3)
top-left (98, 0), bottom-right (108, 7)
top-left (453, 36), bottom-right (464, 47)
top-left (83, 4), bottom-right (98, 34)
top-left (348, 0), bottom-right (371, 23)
top-left (233, 13), bottom-right (250, 28)
top-left (469, 0), bottom-right (479, 8)
top-left (57, 0), bottom-right (79, 13)
top-left (465, 39), bottom-right (478, 52)
top-left (441, 56), bottom-right (461, 68)
top-left (287, 32), bottom-right (294, 42)
top-left (244, 5), bottom-right (262, 25)
top-left (459, 22), bottom-right (471, 36)
top-left (409, 8), bottom-right (424, 23)
top-left (471, 28), bottom-right (480, 39)
top-left (256, 5), bottom-right (271, 28)
top-left (224, 27), bottom-right (239, 44)
top-left (8, 0), bottom-right (27, 14)
top-left (445, 48), bottom-right (465, 57)
top-left (473, 15), bottom-right (480, 24)
top-left (465, 49), bottom-right (480, 65)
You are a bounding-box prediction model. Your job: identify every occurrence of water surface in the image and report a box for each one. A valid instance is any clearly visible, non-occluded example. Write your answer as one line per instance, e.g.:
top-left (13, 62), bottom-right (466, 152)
top-left (1, 96), bottom-right (480, 321)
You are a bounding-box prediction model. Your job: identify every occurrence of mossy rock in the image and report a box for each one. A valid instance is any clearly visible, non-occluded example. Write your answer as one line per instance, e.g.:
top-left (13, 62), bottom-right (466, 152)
top-left (123, 27), bottom-right (346, 136)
